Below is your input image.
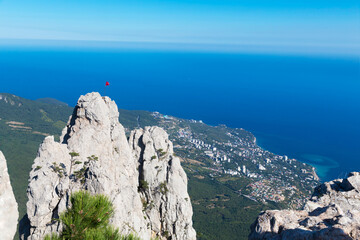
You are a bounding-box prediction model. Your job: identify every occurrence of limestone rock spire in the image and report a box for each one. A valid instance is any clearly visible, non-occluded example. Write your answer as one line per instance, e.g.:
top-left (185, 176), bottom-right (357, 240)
top-left (129, 126), bottom-right (196, 239)
top-left (0, 151), bottom-right (19, 240)
top-left (21, 92), bottom-right (196, 240)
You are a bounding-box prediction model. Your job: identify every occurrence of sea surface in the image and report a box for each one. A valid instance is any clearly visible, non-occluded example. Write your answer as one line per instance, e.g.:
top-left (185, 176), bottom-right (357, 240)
top-left (0, 46), bottom-right (359, 181)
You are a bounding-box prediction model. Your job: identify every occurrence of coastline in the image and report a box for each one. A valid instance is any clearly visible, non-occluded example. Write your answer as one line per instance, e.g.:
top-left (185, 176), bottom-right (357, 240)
top-left (253, 132), bottom-right (329, 182)
top-left (2, 49), bottom-right (358, 183)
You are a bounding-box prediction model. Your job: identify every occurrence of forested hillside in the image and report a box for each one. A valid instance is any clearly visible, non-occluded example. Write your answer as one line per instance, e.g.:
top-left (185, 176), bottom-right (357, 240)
top-left (0, 93), bottom-right (318, 240)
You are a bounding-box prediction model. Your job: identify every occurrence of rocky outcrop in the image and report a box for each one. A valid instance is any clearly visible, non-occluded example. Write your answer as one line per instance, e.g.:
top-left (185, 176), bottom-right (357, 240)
top-left (21, 92), bottom-right (196, 240)
top-left (0, 151), bottom-right (19, 240)
top-left (130, 127), bottom-right (196, 240)
top-left (249, 172), bottom-right (360, 240)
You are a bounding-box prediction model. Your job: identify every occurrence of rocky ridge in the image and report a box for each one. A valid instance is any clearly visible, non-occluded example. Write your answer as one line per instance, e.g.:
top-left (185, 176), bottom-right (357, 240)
top-left (0, 150), bottom-right (19, 240)
top-left (20, 92), bottom-right (196, 240)
top-left (249, 172), bottom-right (360, 240)
top-left (130, 127), bottom-right (195, 239)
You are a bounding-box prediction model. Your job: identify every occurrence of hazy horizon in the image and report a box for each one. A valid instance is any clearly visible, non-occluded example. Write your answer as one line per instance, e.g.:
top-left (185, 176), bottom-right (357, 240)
top-left (1, 0), bottom-right (359, 56)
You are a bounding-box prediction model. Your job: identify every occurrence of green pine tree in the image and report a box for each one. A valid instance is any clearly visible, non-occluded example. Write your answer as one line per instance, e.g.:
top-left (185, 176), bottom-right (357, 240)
top-left (45, 191), bottom-right (140, 240)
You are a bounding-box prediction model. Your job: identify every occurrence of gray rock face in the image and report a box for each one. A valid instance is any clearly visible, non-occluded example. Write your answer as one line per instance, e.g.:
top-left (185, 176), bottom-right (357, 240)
top-left (249, 172), bottom-right (360, 240)
top-left (21, 92), bottom-right (195, 240)
top-left (0, 151), bottom-right (19, 240)
top-left (129, 127), bottom-right (196, 240)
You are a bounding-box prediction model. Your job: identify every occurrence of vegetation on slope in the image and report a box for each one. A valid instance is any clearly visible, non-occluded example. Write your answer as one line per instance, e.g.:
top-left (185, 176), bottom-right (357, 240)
top-left (185, 164), bottom-right (285, 240)
top-left (0, 93), bottom-right (72, 219)
top-left (0, 93), bottom-right (317, 240)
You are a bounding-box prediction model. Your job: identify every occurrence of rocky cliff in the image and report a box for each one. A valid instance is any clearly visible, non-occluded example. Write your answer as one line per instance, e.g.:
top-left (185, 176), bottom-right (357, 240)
top-left (249, 172), bottom-right (360, 240)
top-left (0, 151), bottom-right (19, 240)
top-left (20, 92), bottom-right (196, 240)
top-left (130, 127), bottom-right (196, 239)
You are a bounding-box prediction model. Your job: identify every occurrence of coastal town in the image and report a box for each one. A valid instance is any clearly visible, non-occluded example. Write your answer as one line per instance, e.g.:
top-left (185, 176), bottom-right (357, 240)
top-left (150, 112), bottom-right (320, 209)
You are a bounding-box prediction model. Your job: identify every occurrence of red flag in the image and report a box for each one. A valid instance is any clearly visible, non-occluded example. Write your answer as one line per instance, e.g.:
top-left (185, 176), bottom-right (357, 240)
top-left (105, 81), bottom-right (110, 86)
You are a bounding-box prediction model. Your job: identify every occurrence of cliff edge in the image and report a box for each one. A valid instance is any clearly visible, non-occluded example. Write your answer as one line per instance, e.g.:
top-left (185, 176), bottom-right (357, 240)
top-left (249, 172), bottom-right (360, 240)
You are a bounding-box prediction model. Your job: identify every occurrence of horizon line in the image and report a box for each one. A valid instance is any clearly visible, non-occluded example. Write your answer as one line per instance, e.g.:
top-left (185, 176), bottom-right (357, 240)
top-left (1, 38), bottom-right (359, 58)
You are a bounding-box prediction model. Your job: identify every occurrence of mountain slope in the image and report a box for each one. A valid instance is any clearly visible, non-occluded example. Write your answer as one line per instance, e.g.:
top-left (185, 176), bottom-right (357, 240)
top-left (35, 97), bottom-right (68, 106)
top-left (0, 93), bottom-right (72, 222)
top-left (0, 93), bottom-right (320, 240)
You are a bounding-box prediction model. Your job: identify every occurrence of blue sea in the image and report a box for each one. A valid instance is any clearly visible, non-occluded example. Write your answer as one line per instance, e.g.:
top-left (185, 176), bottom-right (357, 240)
top-left (0, 46), bottom-right (359, 181)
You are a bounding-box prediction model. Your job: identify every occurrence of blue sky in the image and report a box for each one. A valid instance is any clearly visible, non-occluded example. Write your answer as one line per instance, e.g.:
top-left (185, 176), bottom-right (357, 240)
top-left (0, 0), bottom-right (359, 55)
